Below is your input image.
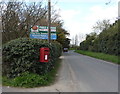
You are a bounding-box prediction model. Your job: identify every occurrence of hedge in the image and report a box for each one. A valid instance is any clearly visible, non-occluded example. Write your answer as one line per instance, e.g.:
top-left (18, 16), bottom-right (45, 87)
top-left (2, 38), bottom-right (62, 78)
top-left (79, 21), bottom-right (119, 56)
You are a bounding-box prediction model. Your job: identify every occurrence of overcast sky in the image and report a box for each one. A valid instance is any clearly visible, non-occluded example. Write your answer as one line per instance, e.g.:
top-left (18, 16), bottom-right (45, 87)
top-left (52, 0), bottom-right (119, 44)
top-left (1, 0), bottom-right (119, 45)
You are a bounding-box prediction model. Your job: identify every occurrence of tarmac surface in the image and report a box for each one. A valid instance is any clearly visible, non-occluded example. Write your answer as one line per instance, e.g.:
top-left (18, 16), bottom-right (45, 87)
top-left (2, 50), bottom-right (118, 92)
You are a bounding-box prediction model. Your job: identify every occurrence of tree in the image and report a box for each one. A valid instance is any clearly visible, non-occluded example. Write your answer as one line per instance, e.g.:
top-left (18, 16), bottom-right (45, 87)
top-left (80, 32), bottom-right (97, 51)
top-left (71, 37), bottom-right (75, 45)
top-left (1, 2), bottom-right (23, 43)
top-left (92, 19), bottom-right (111, 34)
top-left (1, 1), bottom-right (49, 43)
top-left (80, 20), bottom-right (119, 56)
top-left (55, 21), bottom-right (70, 48)
top-left (63, 38), bottom-right (70, 49)
top-left (75, 35), bottom-right (78, 46)
top-left (1, 1), bottom-right (70, 47)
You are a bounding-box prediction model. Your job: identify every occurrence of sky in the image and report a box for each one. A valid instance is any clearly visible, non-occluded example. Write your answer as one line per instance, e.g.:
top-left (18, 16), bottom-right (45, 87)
top-left (52, 0), bottom-right (119, 44)
top-left (1, 0), bottom-right (119, 45)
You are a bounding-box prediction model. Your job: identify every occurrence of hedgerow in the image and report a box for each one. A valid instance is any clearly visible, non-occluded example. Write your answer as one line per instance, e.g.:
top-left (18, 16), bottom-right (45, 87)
top-left (79, 21), bottom-right (119, 56)
top-left (2, 38), bottom-right (62, 78)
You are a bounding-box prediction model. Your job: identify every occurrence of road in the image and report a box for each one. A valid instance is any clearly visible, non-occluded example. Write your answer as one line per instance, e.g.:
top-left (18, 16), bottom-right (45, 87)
top-left (2, 50), bottom-right (118, 92)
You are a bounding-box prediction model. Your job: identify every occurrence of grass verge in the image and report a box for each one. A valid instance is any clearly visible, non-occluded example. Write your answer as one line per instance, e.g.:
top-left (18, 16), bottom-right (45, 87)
top-left (2, 58), bottom-right (61, 88)
top-left (69, 48), bottom-right (75, 50)
top-left (75, 50), bottom-right (119, 64)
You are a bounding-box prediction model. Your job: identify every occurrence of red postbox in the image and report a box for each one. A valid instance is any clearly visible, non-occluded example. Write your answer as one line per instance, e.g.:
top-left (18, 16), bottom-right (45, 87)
top-left (40, 47), bottom-right (50, 62)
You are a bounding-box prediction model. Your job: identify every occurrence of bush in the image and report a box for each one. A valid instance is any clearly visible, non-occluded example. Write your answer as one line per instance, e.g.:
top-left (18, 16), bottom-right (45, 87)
top-left (79, 21), bottom-right (119, 56)
top-left (2, 38), bottom-right (62, 78)
top-left (12, 72), bottom-right (49, 87)
top-left (3, 58), bottom-right (61, 88)
top-left (3, 72), bottom-right (49, 88)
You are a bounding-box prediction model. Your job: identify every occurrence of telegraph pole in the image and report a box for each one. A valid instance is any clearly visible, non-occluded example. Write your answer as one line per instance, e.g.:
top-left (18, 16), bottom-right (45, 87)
top-left (118, 1), bottom-right (120, 19)
top-left (48, 0), bottom-right (51, 43)
top-left (118, 1), bottom-right (120, 33)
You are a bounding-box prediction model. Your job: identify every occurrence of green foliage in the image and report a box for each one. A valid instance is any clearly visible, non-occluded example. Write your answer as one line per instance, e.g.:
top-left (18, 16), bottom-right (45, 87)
top-left (2, 38), bottom-right (62, 78)
top-left (93, 19), bottom-right (111, 33)
top-left (69, 48), bottom-right (76, 50)
top-left (3, 59), bottom-right (61, 88)
top-left (3, 72), bottom-right (48, 88)
top-left (12, 72), bottom-right (50, 87)
top-left (75, 50), bottom-right (119, 64)
top-left (80, 20), bottom-right (119, 56)
top-left (2, 1), bottom-right (70, 46)
top-left (56, 25), bottom-right (70, 48)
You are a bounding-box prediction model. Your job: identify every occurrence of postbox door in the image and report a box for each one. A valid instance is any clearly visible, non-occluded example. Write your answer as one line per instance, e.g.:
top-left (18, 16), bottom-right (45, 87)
top-left (40, 47), bottom-right (50, 62)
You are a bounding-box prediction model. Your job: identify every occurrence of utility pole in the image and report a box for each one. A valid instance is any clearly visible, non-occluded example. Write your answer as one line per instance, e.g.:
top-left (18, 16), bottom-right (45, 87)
top-left (118, 1), bottom-right (120, 19)
top-left (48, 0), bottom-right (51, 43)
top-left (117, 2), bottom-right (120, 22)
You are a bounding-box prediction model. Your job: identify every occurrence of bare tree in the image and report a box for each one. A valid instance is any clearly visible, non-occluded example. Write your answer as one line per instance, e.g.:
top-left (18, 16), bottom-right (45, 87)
top-left (105, 0), bottom-right (111, 5)
top-left (75, 34), bottom-right (78, 46)
top-left (1, 1), bottom-right (23, 41)
top-left (1, 1), bottom-right (48, 43)
top-left (92, 19), bottom-right (111, 34)
top-left (71, 36), bottom-right (75, 45)
top-left (1, 0), bottom-right (68, 44)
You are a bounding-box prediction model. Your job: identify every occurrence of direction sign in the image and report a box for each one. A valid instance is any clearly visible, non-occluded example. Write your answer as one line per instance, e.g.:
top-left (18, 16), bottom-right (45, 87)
top-left (30, 34), bottom-right (57, 39)
top-left (30, 26), bottom-right (57, 40)
top-left (39, 26), bottom-right (56, 32)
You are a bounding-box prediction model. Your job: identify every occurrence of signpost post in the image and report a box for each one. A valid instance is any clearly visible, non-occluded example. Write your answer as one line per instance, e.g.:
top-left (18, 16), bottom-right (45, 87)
top-left (48, 0), bottom-right (51, 43)
top-left (30, 0), bottom-right (54, 41)
top-left (118, 2), bottom-right (120, 34)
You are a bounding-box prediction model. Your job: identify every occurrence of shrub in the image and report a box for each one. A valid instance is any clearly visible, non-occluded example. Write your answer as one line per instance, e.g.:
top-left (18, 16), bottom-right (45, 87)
top-left (2, 38), bottom-right (62, 78)
top-left (3, 58), bottom-right (61, 88)
top-left (12, 72), bottom-right (49, 87)
top-left (3, 72), bottom-right (49, 88)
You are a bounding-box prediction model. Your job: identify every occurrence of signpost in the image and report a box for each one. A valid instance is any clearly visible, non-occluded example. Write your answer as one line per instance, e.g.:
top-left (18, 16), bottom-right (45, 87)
top-left (30, 26), bottom-right (57, 40)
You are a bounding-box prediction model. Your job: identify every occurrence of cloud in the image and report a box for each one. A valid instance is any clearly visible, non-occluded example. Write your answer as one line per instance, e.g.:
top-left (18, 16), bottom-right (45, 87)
top-left (56, 0), bottom-right (119, 3)
top-left (58, 1), bottom-right (118, 45)
top-left (60, 10), bottom-right (81, 20)
top-left (89, 5), bottom-right (118, 21)
top-left (82, 4), bottom-right (118, 33)
top-left (61, 4), bottom-right (117, 32)
top-left (59, 9), bottom-right (82, 34)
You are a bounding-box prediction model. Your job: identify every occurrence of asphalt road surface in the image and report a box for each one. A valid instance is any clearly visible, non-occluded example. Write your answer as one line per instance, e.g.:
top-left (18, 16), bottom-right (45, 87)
top-left (2, 50), bottom-right (118, 92)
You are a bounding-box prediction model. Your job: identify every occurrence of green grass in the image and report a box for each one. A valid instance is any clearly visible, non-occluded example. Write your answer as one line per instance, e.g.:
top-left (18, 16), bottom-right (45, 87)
top-left (0, 57), bottom-right (1, 61)
top-left (2, 59), bottom-right (62, 88)
top-left (0, 75), bottom-right (1, 85)
top-left (75, 50), bottom-right (119, 64)
top-left (0, 63), bottom-right (1, 85)
top-left (69, 48), bottom-right (76, 50)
